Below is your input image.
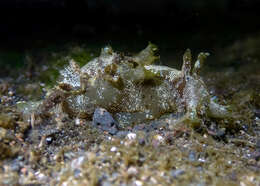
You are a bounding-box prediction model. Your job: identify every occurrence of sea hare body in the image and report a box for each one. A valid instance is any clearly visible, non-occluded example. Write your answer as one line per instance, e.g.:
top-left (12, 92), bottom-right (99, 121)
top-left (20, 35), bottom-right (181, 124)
top-left (41, 44), bottom-right (231, 126)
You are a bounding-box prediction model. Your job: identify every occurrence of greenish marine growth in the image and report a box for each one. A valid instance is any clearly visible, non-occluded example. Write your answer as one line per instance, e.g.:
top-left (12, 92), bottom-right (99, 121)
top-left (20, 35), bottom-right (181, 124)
top-left (37, 46), bottom-right (98, 86)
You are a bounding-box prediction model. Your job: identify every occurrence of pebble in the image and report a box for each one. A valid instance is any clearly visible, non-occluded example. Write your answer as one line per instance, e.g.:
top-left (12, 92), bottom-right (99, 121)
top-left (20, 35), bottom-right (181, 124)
top-left (46, 137), bottom-right (53, 145)
top-left (134, 180), bottom-right (143, 186)
top-left (126, 132), bottom-right (137, 140)
top-left (170, 169), bottom-right (185, 178)
top-left (188, 151), bottom-right (197, 162)
top-left (102, 181), bottom-right (112, 186)
top-left (154, 135), bottom-right (164, 142)
top-left (110, 146), bottom-right (117, 152)
top-left (35, 171), bottom-right (48, 182)
top-left (138, 138), bottom-right (145, 146)
top-left (75, 118), bottom-right (81, 125)
top-left (73, 169), bottom-right (81, 178)
top-left (127, 166), bottom-right (138, 175)
top-left (71, 156), bottom-right (85, 170)
top-left (93, 108), bottom-right (118, 135)
top-left (198, 157), bottom-right (206, 163)
top-left (152, 134), bottom-right (165, 146)
top-left (115, 131), bottom-right (129, 138)
top-left (8, 91), bottom-right (14, 96)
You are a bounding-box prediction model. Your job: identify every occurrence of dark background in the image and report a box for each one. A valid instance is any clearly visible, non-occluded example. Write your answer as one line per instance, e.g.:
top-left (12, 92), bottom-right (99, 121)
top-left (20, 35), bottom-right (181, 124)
top-left (0, 0), bottom-right (260, 59)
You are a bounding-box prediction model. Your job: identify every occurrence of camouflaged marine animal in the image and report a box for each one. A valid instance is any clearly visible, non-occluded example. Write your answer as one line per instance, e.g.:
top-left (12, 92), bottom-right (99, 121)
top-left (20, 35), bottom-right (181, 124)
top-left (38, 43), bottom-right (231, 126)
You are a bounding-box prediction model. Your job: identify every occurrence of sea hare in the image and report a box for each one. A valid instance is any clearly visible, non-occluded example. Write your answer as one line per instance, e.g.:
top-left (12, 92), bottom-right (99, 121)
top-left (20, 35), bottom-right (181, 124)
top-left (39, 43), bottom-right (231, 126)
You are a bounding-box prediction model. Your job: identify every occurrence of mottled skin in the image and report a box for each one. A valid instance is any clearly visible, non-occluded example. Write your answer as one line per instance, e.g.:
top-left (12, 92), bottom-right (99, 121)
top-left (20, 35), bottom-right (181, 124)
top-left (38, 44), bottom-right (231, 125)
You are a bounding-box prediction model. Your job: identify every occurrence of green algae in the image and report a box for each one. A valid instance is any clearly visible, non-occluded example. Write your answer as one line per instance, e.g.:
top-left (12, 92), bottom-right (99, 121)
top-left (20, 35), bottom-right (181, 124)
top-left (69, 46), bottom-right (98, 67)
top-left (0, 51), bottom-right (25, 69)
top-left (30, 45), bottom-right (99, 87)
